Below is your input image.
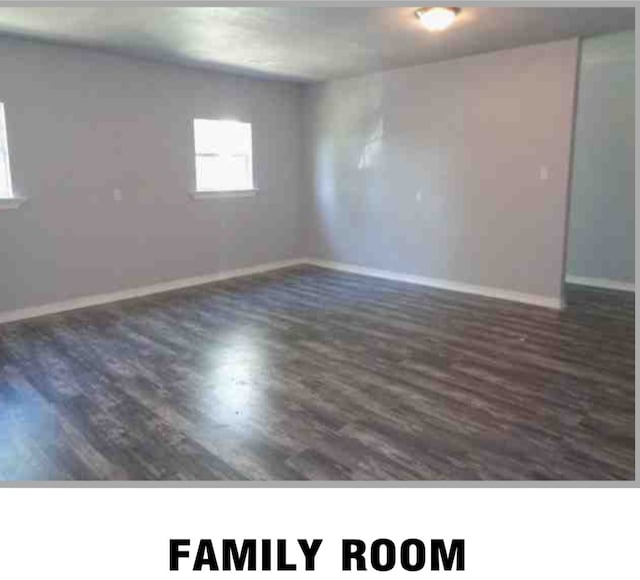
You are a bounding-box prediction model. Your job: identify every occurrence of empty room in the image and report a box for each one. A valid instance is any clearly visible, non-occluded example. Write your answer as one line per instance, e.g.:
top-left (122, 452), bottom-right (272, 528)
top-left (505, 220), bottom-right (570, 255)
top-left (0, 5), bottom-right (635, 481)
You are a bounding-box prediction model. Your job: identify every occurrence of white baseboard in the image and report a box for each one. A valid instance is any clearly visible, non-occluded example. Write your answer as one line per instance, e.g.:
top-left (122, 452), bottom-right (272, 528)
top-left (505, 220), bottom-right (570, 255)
top-left (0, 256), bottom-right (568, 325)
top-left (565, 275), bottom-right (635, 292)
top-left (306, 259), bottom-right (564, 310)
top-left (0, 258), bottom-right (306, 325)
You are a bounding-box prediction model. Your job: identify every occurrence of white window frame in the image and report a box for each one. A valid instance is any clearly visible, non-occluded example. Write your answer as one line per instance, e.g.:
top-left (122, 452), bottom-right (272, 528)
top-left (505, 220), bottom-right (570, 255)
top-left (0, 102), bottom-right (24, 210)
top-left (191, 119), bottom-right (258, 200)
top-left (0, 102), bottom-right (14, 197)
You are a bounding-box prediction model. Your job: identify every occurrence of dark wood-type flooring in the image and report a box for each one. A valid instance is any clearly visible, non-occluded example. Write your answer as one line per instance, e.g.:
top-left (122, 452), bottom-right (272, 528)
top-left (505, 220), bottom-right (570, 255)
top-left (0, 265), bottom-right (634, 480)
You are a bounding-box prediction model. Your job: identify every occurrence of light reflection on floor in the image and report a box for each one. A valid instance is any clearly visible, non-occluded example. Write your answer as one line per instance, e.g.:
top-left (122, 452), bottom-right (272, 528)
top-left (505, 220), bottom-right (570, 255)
top-left (0, 379), bottom-right (59, 480)
top-left (202, 327), bottom-right (269, 427)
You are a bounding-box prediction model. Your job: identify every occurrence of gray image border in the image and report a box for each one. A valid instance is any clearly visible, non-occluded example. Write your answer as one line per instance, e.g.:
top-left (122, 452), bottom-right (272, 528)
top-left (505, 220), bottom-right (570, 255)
top-left (0, 0), bottom-right (636, 489)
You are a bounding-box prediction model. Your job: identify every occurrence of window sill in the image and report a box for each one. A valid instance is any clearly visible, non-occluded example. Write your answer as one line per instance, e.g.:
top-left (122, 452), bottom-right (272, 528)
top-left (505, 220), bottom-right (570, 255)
top-left (0, 196), bottom-right (27, 211)
top-left (190, 189), bottom-right (259, 200)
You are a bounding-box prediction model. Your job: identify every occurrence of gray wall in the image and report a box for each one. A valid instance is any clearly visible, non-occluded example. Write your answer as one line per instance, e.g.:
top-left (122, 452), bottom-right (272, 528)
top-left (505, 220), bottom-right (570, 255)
top-left (566, 31), bottom-right (635, 284)
top-left (304, 39), bottom-right (580, 302)
top-left (0, 36), bottom-right (304, 312)
top-left (0, 35), bottom-right (590, 313)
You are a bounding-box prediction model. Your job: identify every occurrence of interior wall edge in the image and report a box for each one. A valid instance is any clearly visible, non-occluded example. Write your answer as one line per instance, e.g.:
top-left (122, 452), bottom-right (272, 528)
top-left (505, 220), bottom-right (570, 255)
top-left (558, 35), bottom-right (584, 309)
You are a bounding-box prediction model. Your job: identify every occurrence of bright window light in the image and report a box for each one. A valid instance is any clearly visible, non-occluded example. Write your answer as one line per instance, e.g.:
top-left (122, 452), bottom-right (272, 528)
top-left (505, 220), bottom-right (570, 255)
top-left (194, 119), bottom-right (254, 192)
top-left (0, 103), bottom-right (14, 199)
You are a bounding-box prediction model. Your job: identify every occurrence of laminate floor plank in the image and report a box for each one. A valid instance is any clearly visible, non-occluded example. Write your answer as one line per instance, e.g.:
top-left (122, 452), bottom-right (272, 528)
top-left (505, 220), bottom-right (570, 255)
top-left (0, 265), bottom-right (634, 480)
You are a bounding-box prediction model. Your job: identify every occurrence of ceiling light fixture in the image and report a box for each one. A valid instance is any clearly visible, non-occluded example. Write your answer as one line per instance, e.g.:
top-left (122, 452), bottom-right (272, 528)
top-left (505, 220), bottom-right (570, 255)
top-left (415, 7), bottom-right (461, 32)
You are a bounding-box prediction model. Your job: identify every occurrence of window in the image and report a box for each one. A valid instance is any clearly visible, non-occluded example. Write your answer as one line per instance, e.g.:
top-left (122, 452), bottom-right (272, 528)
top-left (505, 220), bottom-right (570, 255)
top-left (193, 119), bottom-right (255, 193)
top-left (0, 102), bottom-right (13, 199)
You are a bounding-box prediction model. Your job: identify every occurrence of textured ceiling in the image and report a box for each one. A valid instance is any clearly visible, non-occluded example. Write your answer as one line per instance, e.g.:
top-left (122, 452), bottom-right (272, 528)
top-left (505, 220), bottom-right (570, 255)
top-left (0, 6), bottom-right (634, 82)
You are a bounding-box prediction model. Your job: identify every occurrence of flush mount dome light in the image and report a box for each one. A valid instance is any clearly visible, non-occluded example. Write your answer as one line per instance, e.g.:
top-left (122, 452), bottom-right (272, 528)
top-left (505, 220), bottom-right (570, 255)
top-left (415, 7), bottom-right (461, 31)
